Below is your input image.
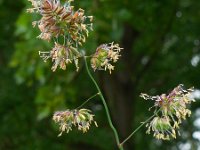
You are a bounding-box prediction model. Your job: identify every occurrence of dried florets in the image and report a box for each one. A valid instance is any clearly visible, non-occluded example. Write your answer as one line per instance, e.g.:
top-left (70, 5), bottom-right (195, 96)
top-left (53, 109), bottom-right (98, 136)
top-left (28, 0), bottom-right (93, 71)
top-left (141, 84), bottom-right (195, 140)
top-left (28, 0), bottom-right (92, 44)
top-left (91, 42), bottom-right (122, 74)
top-left (39, 42), bottom-right (81, 71)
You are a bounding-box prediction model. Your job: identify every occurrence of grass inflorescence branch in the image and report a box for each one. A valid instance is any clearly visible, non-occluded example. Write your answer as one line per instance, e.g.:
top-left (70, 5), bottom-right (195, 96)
top-left (84, 56), bottom-right (124, 150)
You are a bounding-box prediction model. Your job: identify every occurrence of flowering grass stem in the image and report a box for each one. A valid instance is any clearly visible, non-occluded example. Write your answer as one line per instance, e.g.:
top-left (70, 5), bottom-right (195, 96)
top-left (119, 109), bottom-right (161, 147)
top-left (76, 92), bottom-right (100, 109)
top-left (84, 57), bottom-right (123, 150)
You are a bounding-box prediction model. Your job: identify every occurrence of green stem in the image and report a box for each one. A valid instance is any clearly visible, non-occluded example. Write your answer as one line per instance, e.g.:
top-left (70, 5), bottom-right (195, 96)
top-left (119, 109), bottom-right (161, 147)
top-left (84, 57), bottom-right (123, 150)
top-left (76, 92), bottom-right (100, 109)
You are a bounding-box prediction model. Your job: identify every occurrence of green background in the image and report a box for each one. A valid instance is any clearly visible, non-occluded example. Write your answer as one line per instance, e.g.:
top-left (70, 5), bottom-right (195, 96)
top-left (0, 0), bottom-right (200, 149)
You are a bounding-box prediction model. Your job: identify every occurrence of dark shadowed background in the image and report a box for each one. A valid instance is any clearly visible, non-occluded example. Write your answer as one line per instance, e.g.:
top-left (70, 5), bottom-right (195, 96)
top-left (0, 0), bottom-right (200, 150)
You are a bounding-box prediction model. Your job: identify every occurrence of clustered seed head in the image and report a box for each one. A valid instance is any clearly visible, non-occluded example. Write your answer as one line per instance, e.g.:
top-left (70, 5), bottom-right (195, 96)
top-left (146, 116), bottom-right (176, 140)
top-left (53, 109), bottom-right (98, 136)
top-left (39, 42), bottom-right (81, 71)
top-left (90, 42), bottom-right (122, 74)
top-left (28, 0), bottom-right (123, 74)
top-left (28, 0), bottom-right (93, 71)
top-left (141, 84), bottom-right (195, 140)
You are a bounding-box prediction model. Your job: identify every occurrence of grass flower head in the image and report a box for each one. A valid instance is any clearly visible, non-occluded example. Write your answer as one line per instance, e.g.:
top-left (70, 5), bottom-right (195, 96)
top-left (53, 109), bottom-right (98, 136)
top-left (141, 84), bottom-right (195, 140)
top-left (91, 42), bottom-right (122, 74)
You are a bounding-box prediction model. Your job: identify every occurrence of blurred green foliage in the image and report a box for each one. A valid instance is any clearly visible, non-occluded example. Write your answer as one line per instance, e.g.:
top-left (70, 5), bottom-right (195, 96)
top-left (0, 0), bottom-right (200, 149)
